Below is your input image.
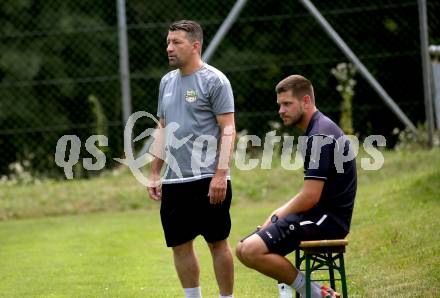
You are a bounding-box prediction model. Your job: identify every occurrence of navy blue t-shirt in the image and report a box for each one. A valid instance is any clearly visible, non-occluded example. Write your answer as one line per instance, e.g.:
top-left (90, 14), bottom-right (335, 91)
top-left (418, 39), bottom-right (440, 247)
top-left (302, 111), bottom-right (357, 232)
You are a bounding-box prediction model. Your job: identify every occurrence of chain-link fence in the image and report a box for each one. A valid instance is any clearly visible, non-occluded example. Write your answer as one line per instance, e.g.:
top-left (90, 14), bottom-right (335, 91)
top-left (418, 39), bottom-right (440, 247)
top-left (1, 0), bottom-right (439, 180)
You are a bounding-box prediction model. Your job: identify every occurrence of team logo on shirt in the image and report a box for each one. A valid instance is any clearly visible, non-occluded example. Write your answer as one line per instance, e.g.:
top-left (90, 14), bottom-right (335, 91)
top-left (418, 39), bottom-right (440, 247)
top-left (185, 90), bottom-right (198, 103)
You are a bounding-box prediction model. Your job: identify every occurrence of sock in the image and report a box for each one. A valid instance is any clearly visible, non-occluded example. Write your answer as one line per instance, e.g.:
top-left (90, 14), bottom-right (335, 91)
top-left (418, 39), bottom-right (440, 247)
top-left (290, 270), bottom-right (305, 293)
top-left (219, 294), bottom-right (233, 298)
top-left (290, 271), bottom-right (323, 297)
top-left (184, 287), bottom-right (202, 298)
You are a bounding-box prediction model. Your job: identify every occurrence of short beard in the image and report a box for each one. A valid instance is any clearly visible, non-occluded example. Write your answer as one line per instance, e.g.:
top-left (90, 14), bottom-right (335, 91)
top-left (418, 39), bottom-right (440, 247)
top-left (169, 57), bottom-right (183, 69)
top-left (289, 112), bottom-right (304, 127)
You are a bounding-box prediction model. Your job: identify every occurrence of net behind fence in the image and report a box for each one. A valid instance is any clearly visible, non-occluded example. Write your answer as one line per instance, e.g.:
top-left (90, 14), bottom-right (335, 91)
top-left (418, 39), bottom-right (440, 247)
top-left (0, 0), bottom-right (439, 179)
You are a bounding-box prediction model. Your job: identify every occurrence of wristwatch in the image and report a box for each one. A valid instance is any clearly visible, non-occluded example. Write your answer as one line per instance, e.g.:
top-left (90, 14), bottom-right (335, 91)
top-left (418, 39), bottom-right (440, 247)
top-left (271, 214), bottom-right (279, 223)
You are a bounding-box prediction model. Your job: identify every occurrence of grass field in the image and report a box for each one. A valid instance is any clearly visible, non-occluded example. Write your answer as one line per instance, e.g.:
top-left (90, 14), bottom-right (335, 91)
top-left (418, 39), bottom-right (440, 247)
top-left (0, 148), bottom-right (439, 297)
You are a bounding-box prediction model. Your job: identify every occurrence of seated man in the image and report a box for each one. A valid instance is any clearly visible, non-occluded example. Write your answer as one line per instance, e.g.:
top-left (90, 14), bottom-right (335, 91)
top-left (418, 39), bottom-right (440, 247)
top-left (236, 75), bottom-right (357, 298)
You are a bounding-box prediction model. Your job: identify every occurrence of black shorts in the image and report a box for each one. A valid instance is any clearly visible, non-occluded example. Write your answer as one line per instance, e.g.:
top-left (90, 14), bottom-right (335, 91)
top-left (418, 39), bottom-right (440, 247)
top-left (256, 208), bottom-right (347, 256)
top-left (160, 178), bottom-right (232, 247)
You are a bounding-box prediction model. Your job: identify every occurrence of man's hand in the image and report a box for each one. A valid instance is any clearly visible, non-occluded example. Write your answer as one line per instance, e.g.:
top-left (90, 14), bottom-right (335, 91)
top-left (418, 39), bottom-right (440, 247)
top-left (147, 174), bottom-right (162, 201)
top-left (147, 119), bottom-right (165, 202)
top-left (208, 174), bottom-right (227, 204)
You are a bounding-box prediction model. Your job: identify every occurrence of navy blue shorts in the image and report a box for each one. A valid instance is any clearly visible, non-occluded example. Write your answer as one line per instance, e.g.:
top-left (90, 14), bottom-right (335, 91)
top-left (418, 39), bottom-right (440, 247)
top-left (160, 178), bottom-right (232, 247)
top-left (255, 209), bottom-right (347, 256)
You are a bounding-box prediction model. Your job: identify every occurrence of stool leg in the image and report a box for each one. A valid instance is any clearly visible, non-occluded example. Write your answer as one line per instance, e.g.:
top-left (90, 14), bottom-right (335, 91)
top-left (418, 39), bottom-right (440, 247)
top-left (295, 249), bottom-right (301, 298)
top-left (339, 254), bottom-right (348, 298)
top-left (305, 255), bottom-right (311, 298)
top-left (295, 249), bottom-right (300, 269)
top-left (328, 253), bottom-right (336, 291)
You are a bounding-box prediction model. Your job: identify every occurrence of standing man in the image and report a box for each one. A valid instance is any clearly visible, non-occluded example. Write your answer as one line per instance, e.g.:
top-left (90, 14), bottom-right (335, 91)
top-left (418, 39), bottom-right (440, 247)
top-left (236, 75), bottom-right (357, 298)
top-left (147, 20), bottom-right (236, 298)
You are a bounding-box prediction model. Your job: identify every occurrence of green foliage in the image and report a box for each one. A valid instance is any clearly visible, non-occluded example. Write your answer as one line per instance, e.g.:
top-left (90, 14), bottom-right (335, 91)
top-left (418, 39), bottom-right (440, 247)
top-left (88, 94), bottom-right (108, 137)
top-left (0, 160), bottom-right (37, 185)
top-left (331, 63), bottom-right (357, 135)
top-left (393, 123), bottom-right (440, 150)
top-left (0, 0), bottom-right (119, 178)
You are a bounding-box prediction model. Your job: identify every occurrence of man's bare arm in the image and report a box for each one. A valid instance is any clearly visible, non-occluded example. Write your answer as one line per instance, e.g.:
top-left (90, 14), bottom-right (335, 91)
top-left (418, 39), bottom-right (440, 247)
top-left (262, 179), bottom-right (324, 227)
top-left (148, 118), bottom-right (165, 201)
top-left (208, 113), bottom-right (236, 204)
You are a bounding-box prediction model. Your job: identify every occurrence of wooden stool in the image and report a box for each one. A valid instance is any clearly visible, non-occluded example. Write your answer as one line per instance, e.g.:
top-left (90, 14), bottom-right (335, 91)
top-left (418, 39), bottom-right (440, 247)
top-left (295, 239), bottom-right (348, 298)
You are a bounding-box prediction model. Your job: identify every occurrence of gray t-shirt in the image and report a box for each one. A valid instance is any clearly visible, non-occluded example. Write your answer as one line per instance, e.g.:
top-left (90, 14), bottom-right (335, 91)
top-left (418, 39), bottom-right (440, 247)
top-left (157, 63), bottom-right (234, 184)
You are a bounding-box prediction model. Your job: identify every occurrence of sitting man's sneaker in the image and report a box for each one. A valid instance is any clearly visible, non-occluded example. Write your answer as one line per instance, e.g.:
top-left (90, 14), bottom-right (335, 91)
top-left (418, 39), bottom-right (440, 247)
top-left (320, 285), bottom-right (341, 298)
top-left (298, 283), bottom-right (341, 298)
top-left (278, 283), bottom-right (293, 298)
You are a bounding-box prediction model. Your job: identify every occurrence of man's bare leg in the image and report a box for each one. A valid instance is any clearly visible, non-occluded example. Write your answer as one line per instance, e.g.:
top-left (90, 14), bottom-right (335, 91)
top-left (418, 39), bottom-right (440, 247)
top-left (207, 239), bottom-right (234, 296)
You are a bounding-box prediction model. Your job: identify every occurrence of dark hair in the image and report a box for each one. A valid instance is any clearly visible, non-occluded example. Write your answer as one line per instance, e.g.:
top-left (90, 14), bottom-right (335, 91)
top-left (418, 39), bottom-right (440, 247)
top-left (169, 20), bottom-right (203, 47)
top-left (275, 75), bottom-right (315, 103)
